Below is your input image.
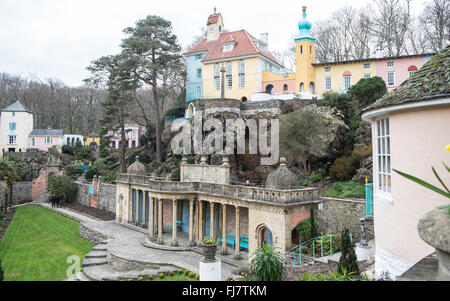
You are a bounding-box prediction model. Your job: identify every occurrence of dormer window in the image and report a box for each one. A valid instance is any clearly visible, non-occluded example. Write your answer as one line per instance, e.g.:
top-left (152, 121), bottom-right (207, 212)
top-left (223, 43), bottom-right (235, 52)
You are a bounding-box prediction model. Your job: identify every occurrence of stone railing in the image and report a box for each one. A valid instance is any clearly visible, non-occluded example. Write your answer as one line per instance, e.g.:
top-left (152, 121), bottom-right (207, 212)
top-left (117, 173), bottom-right (319, 205)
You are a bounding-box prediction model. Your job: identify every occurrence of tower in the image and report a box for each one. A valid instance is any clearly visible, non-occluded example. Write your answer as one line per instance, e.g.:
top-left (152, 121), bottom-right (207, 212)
top-left (206, 8), bottom-right (224, 42)
top-left (295, 6), bottom-right (316, 94)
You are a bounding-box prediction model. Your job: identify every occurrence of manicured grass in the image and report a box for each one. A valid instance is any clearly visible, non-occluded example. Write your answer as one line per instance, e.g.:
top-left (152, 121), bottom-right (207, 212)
top-left (323, 181), bottom-right (365, 199)
top-left (150, 274), bottom-right (198, 281)
top-left (0, 205), bottom-right (94, 281)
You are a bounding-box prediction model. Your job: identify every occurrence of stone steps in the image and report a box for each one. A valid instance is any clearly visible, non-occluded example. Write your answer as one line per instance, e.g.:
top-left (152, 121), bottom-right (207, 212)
top-left (85, 250), bottom-right (107, 259)
top-left (82, 257), bottom-right (108, 268)
top-left (82, 263), bottom-right (172, 281)
top-left (91, 243), bottom-right (107, 251)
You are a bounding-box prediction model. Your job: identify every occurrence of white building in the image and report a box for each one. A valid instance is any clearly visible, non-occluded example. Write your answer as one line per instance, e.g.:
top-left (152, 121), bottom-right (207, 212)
top-left (63, 134), bottom-right (85, 146)
top-left (0, 101), bottom-right (34, 156)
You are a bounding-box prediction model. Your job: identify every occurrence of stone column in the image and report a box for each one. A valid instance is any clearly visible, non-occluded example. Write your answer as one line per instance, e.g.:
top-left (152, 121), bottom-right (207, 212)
top-left (171, 199), bottom-right (178, 246)
top-left (135, 190), bottom-right (139, 224)
top-left (210, 202), bottom-right (215, 238)
top-left (221, 204), bottom-right (228, 255)
top-left (188, 199), bottom-right (195, 246)
top-left (234, 206), bottom-right (242, 260)
top-left (148, 197), bottom-right (155, 241)
top-left (198, 200), bottom-right (204, 245)
top-left (142, 191), bottom-right (147, 226)
top-left (157, 199), bottom-right (164, 245)
top-left (153, 199), bottom-right (158, 238)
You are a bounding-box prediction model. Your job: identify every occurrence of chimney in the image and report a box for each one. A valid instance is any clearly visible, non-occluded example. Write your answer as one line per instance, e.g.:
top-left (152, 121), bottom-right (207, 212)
top-left (375, 47), bottom-right (384, 59)
top-left (260, 33), bottom-right (268, 46)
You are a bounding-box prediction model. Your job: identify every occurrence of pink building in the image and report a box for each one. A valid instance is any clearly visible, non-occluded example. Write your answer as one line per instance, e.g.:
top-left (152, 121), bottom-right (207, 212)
top-left (375, 54), bottom-right (435, 92)
top-left (29, 129), bottom-right (63, 152)
top-left (108, 123), bottom-right (146, 149)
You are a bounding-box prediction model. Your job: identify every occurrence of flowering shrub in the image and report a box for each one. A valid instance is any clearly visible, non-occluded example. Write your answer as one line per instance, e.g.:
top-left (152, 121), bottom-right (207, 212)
top-left (202, 237), bottom-right (217, 245)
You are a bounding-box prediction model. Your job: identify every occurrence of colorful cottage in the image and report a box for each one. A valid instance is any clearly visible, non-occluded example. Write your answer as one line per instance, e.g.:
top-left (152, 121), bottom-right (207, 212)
top-left (0, 101), bottom-right (34, 156)
top-left (361, 45), bottom-right (450, 279)
top-left (108, 123), bottom-right (146, 149)
top-left (29, 129), bottom-right (64, 152)
top-left (185, 7), bottom-right (436, 102)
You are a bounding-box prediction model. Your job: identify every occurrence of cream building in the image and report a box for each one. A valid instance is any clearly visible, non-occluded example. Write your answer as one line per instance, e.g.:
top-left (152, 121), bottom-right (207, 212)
top-left (0, 101), bottom-right (34, 156)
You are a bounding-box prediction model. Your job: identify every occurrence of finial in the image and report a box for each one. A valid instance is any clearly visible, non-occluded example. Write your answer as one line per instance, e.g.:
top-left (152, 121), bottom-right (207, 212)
top-left (135, 156), bottom-right (140, 162)
top-left (302, 5), bottom-right (307, 12)
top-left (280, 157), bottom-right (286, 166)
top-left (214, 6), bottom-right (217, 14)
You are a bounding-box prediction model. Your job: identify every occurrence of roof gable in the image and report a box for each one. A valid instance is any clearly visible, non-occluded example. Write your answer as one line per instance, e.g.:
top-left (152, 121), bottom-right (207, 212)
top-left (30, 129), bottom-right (63, 137)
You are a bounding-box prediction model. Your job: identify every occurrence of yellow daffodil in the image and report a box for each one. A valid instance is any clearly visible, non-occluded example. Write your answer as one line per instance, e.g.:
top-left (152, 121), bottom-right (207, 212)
top-left (445, 144), bottom-right (450, 151)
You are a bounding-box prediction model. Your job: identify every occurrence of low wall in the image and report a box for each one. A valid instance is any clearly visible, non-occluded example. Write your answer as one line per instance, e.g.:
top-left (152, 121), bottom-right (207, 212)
top-left (75, 181), bottom-right (116, 213)
top-left (80, 223), bottom-right (110, 244)
top-left (12, 182), bottom-right (33, 203)
top-left (315, 198), bottom-right (374, 242)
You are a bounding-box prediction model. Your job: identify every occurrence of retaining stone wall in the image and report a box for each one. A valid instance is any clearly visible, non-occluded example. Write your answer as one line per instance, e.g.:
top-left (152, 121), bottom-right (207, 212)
top-left (12, 182), bottom-right (33, 203)
top-left (79, 222), bottom-right (109, 244)
top-left (74, 182), bottom-right (116, 213)
top-left (315, 198), bottom-right (374, 242)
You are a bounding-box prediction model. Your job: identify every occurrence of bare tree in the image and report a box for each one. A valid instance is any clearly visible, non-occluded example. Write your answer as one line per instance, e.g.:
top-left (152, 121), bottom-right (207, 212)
top-left (420, 0), bottom-right (450, 52)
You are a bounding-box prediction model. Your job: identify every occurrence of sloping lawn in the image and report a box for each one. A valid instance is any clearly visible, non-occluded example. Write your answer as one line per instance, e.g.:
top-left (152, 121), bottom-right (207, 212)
top-left (0, 205), bottom-right (94, 281)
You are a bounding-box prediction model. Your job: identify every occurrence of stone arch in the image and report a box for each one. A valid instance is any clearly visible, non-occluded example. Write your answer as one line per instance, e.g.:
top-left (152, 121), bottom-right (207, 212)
top-left (186, 102), bottom-right (195, 119)
top-left (300, 82), bottom-right (304, 92)
top-left (309, 82), bottom-right (315, 94)
top-left (241, 96), bottom-right (248, 102)
top-left (256, 223), bottom-right (274, 248)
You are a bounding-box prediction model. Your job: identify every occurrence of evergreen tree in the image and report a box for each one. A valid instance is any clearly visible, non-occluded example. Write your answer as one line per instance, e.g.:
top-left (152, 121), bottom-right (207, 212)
top-left (337, 228), bottom-right (360, 276)
top-left (310, 207), bottom-right (318, 238)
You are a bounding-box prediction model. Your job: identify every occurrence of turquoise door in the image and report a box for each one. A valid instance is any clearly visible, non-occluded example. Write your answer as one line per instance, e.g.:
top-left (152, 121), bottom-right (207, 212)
top-left (132, 189), bottom-right (136, 222)
top-left (268, 229), bottom-right (273, 247)
top-left (181, 201), bottom-right (189, 233)
top-left (138, 190), bottom-right (143, 223)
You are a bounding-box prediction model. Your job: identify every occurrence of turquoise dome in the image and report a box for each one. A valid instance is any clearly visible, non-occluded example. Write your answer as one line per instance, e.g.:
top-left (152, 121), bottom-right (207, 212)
top-left (296, 6), bottom-right (315, 42)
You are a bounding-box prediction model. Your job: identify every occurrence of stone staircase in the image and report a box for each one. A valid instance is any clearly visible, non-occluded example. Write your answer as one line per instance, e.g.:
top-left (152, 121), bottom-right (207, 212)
top-left (77, 242), bottom-right (179, 281)
top-left (32, 194), bottom-right (49, 204)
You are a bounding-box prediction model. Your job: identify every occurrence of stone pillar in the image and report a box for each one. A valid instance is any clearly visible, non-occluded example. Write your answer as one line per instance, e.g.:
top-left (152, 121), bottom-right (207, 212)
top-left (210, 202), bottom-right (215, 238)
top-left (153, 199), bottom-right (158, 237)
top-left (198, 200), bottom-right (204, 245)
top-left (157, 199), bottom-right (164, 245)
top-left (188, 199), bottom-right (195, 247)
top-left (142, 191), bottom-right (147, 226)
top-left (148, 197), bottom-right (155, 241)
top-left (221, 204), bottom-right (228, 255)
top-left (171, 199), bottom-right (178, 246)
top-left (135, 190), bottom-right (139, 224)
top-left (234, 206), bottom-right (242, 260)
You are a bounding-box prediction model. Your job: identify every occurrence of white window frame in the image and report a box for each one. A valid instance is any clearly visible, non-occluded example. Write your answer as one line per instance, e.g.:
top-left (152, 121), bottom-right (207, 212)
top-left (214, 64), bottom-right (220, 90)
top-left (363, 63), bottom-right (371, 69)
top-left (387, 72), bottom-right (395, 86)
top-left (375, 116), bottom-right (392, 202)
top-left (409, 70), bottom-right (417, 77)
top-left (238, 60), bottom-right (245, 88)
top-left (324, 67), bottom-right (331, 72)
top-left (9, 135), bottom-right (16, 145)
top-left (196, 87), bottom-right (202, 99)
top-left (364, 73), bottom-right (371, 79)
top-left (32, 137), bottom-right (35, 147)
top-left (226, 62), bottom-right (232, 90)
top-left (325, 77), bottom-right (332, 90)
top-left (344, 75), bottom-right (351, 91)
top-left (46, 137), bottom-right (52, 144)
top-left (387, 61), bottom-right (394, 67)
top-left (196, 68), bottom-right (202, 78)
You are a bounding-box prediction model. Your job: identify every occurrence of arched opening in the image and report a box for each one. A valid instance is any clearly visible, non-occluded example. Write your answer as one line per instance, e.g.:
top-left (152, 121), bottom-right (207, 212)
top-left (257, 224), bottom-right (273, 248)
top-left (300, 82), bottom-right (304, 92)
top-left (89, 141), bottom-right (98, 151)
top-left (241, 96), bottom-right (248, 102)
top-left (309, 82), bottom-right (315, 94)
top-left (265, 84), bottom-right (274, 94)
top-left (283, 84), bottom-right (288, 92)
top-left (186, 103), bottom-right (195, 119)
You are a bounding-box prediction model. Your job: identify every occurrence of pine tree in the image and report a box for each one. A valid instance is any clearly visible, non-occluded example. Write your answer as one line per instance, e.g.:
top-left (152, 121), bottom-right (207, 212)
top-left (337, 228), bottom-right (360, 276)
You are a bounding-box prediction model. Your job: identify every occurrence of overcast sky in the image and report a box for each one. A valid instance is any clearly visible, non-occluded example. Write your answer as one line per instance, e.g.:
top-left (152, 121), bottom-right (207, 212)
top-left (0, 0), bottom-right (428, 87)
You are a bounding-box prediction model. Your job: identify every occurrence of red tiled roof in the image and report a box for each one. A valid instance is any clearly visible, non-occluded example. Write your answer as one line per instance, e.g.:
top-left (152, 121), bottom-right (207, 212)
top-left (184, 30), bottom-right (281, 66)
top-left (207, 13), bottom-right (221, 25)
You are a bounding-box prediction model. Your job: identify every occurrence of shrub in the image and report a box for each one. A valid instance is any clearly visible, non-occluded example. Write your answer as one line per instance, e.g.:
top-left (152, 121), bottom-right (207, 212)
top-left (75, 146), bottom-right (94, 161)
top-left (189, 272), bottom-right (195, 278)
top-left (103, 171), bottom-right (117, 184)
top-left (0, 258), bottom-right (4, 281)
top-left (48, 175), bottom-right (78, 202)
top-left (165, 106), bottom-right (186, 118)
top-left (349, 76), bottom-right (387, 108)
top-left (298, 269), bottom-right (369, 281)
top-left (62, 145), bottom-right (74, 155)
top-left (170, 168), bottom-right (180, 181)
top-left (168, 271), bottom-right (175, 277)
top-left (323, 181), bottom-right (365, 199)
top-left (309, 172), bottom-right (322, 184)
top-left (250, 244), bottom-right (284, 281)
top-left (295, 217), bottom-right (319, 242)
top-left (329, 157), bottom-right (359, 181)
top-left (195, 274), bottom-right (199, 280)
top-left (184, 270), bottom-right (189, 275)
top-left (299, 178), bottom-right (308, 187)
top-left (186, 156), bottom-right (196, 164)
top-left (65, 164), bottom-right (83, 179)
top-left (158, 273), bottom-right (165, 279)
top-left (148, 275), bottom-right (153, 280)
top-left (178, 269), bottom-right (183, 274)
top-left (85, 166), bottom-right (100, 181)
top-left (337, 228), bottom-right (360, 277)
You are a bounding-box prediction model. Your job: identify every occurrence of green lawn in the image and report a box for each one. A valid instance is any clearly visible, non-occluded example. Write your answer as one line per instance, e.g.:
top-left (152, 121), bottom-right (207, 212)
top-left (0, 205), bottom-right (94, 281)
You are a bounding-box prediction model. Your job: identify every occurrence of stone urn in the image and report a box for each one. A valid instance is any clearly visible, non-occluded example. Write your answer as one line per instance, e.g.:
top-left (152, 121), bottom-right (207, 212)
top-left (417, 209), bottom-right (450, 281)
top-left (201, 244), bottom-right (218, 262)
